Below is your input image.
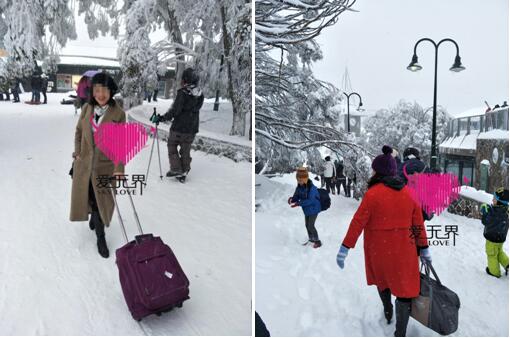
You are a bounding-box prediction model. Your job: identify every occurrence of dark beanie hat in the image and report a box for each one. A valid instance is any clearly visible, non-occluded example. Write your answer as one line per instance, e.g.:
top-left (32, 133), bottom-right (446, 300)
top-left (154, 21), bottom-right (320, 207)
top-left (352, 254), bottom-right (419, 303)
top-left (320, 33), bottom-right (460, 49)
top-left (372, 145), bottom-right (397, 177)
top-left (494, 187), bottom-right (509, 206)
top-left (403, 147), bottom-right (421, 160)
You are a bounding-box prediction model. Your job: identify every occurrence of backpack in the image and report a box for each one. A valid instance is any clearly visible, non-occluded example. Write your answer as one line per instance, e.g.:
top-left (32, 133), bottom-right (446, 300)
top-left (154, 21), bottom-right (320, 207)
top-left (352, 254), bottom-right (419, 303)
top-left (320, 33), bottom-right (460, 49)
top-left (318, 188), bottom-right (331, 211)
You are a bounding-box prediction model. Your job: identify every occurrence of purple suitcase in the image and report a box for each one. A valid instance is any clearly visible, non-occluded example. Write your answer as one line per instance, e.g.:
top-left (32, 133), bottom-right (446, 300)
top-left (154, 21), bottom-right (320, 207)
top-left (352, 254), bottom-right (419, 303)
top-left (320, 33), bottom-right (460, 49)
top-left (112, 190), bottom-right (190, 321)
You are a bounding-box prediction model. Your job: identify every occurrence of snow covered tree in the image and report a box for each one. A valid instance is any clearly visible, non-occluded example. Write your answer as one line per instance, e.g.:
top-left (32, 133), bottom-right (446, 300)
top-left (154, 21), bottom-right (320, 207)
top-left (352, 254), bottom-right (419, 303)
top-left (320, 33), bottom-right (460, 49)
top-left (81, 0), bottom-right (251, 137)
top-left (117, 0), bottom-right (159, 107)
top-left (362, 100), bottom-right (450, 165)
top-left (255, 0), bottom-right (373, 194)
top-left (0, 0), bottom-right (76, 79)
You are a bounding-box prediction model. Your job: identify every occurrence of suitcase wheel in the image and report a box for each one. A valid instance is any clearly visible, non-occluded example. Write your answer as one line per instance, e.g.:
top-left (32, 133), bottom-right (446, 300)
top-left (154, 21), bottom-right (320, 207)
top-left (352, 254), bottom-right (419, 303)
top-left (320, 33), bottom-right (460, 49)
top-left (177, 303), bottom-right (183, 308)
top-left (156, 312), bottom-right (162, 317)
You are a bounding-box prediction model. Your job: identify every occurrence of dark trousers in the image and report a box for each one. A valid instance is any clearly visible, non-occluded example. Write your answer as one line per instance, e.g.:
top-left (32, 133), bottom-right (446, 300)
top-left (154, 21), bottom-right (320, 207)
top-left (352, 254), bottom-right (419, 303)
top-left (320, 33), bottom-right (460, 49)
top-left (324, 177), bottom-right (335, 194)
top-left (88, 182), bottom-right (105, 237)
top-left (346, 180), bottom-right (352, 198)
top-left (32, 90), bottom-right (40, 103)
top-left (42, 90), bottom-right (47, 104)
top-left (12, 89), bottom-right (19, 102)
top-left (167, 130), bottom-right (195, 174)
top-left (305, 214), bottom-right (319, 241)
top-left (378, 288), bottom-right (412, 336)
top-left (336, 177), bottom-right (348, 196)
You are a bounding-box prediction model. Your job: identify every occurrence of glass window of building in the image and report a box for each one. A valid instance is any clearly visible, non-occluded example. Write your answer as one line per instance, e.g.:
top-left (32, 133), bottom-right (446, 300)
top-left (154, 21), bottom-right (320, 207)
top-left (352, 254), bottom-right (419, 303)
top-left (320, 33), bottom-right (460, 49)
top-left (469, 117), bottom-right (481, 133)
top-left (452, 119), bottom-right (459, 136)
top-left (459, 118), bottom-right (468, 135)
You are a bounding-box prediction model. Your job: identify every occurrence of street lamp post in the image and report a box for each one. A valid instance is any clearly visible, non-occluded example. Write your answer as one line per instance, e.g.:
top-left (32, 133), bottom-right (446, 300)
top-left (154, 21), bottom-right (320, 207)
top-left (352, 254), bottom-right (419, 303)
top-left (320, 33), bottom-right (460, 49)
top-left (406, 38), bottom-right (465, 171)
top-left (343, 91), bottom-right (363, 133)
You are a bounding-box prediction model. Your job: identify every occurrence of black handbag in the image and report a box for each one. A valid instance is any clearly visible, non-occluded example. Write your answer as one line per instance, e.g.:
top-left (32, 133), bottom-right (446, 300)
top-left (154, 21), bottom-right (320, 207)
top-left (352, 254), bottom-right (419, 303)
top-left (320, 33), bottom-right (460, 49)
top-left (69, 162), bottom-right (73, 177)
top-left (411, 261), bottom-right (460, 335)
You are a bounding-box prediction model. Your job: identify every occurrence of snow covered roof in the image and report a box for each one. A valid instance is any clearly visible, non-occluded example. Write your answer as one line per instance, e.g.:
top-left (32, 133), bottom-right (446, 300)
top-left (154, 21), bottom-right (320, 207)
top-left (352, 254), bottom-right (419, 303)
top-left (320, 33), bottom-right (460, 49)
top-left (440, 133), bottom-right (478, 151)
top-left (58, 55), bottom-right (120, 68)
top-left (451, 107), bottom-right (486, 119)
top-left (478, 129), bottom-right (509, 140)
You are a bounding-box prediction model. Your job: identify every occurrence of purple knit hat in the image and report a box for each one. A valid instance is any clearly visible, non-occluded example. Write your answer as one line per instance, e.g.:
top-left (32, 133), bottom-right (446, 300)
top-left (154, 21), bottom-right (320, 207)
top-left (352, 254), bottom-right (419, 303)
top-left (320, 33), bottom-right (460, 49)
top-left (372, 145), bottom-right (397, 176)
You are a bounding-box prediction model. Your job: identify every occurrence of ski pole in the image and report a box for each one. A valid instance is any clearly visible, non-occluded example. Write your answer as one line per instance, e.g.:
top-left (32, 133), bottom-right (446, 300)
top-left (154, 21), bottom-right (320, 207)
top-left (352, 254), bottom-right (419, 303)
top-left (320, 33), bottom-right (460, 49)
top-left (145, 108), bottom-right (160, 181)
top-left (145, 126), bottom-right (156, 181)
top-left (154, 108), bottom-right (163, 180)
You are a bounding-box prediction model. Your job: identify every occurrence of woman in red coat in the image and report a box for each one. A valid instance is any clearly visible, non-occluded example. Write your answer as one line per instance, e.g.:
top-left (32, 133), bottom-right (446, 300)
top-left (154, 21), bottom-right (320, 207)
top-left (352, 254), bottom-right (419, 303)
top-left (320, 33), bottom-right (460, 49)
top-left (336, 145), bottom-right (431, 337)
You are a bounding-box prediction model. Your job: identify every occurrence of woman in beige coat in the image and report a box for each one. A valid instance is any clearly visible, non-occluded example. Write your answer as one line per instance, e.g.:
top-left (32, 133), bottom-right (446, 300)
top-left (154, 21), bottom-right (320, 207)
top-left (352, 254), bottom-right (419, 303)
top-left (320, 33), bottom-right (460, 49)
top-left (70, 73), bottom-right (125, 258)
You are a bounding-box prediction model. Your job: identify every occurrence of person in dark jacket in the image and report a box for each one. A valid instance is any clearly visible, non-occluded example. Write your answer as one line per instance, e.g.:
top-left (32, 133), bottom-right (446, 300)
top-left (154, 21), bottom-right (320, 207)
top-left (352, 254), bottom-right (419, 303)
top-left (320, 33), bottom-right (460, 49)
top-left (480, 187), bottom-right (509, 278)
top-left (397, 147), bottom-right (429, 182)
top-left (41, 73), bottom-right (48, 104)
top-left (30, 73), bottom-right (42, 104)
top-left (336, 145), bottom-right (430, 337)
top-left (397, 147), bottom-right (434, 221)
top-left (334, 159), bottom-right (349, 197)
top-left (154, 68), bottom-right (204, 178)
top-left (10, 79), bottom-right (20, 103)
top-left (288, 167), bottom-right (322, 248)
top-left (0, 76), bottom-right (10, 101)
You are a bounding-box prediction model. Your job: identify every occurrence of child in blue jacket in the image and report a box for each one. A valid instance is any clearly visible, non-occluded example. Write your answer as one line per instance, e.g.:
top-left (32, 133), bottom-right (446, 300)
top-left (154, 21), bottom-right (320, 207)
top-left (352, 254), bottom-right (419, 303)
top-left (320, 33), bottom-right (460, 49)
top-left (288, 167), bottom-right (322, 248)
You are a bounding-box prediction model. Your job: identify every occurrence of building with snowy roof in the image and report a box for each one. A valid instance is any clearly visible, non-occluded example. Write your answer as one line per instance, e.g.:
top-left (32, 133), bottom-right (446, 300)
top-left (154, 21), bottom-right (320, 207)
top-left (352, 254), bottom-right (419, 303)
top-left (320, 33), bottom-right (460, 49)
top-left (53, 55), bottom-right (175, 97)
top-left (439, 105), bottom-right (508, 193)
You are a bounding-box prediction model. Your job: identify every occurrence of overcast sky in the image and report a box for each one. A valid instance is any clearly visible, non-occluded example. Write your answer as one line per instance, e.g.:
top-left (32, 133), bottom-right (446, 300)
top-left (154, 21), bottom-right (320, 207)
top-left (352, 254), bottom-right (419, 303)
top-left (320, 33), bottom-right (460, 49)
top-left (312, 0), bottom-right (509, 116)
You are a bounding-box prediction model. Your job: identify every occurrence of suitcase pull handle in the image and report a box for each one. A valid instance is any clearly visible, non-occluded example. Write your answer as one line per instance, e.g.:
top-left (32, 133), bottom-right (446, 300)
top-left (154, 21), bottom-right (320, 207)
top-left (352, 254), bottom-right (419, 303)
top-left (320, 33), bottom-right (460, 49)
top-left (135, 234), bottom-right (154, 245)
top-left (109, 181), bottom-right (145, 243)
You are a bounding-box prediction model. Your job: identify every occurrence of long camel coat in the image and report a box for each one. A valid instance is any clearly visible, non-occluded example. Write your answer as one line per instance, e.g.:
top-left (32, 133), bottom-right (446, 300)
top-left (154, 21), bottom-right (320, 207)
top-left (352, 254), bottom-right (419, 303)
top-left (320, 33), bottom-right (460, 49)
top-left (69, 101), bottom-right (125, 225)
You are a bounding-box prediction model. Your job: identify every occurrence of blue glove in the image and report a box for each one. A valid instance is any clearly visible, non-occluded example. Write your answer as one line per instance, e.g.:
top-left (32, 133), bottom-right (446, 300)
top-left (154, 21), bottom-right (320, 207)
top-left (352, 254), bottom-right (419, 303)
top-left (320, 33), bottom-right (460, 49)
top-left (420, 247), bottom-right (432, 264)
top-left (336, 245), bottom-right (349, 269)
top-left (480, 203), bottom-right (490, 215)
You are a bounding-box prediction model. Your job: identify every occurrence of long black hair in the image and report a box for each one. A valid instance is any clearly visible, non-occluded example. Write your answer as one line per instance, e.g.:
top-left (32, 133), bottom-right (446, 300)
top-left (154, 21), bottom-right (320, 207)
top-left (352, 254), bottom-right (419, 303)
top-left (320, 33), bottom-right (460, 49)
top-left (88, 73), bottom-right (118, 107)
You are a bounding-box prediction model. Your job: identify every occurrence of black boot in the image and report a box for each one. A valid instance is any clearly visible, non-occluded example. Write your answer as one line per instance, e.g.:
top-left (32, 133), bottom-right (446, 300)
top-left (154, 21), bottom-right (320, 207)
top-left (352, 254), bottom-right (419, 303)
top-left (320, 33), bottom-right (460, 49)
top-left (95, 220), bottom-right (109, 258)
top-left (394, 299), bottom-right (411, 337)
top-left (378, 288), bottom-right (393, 324)
top-left (486, 267), bottom-right (500, 278)
top-left (89, 211), bottom-right (100, 230)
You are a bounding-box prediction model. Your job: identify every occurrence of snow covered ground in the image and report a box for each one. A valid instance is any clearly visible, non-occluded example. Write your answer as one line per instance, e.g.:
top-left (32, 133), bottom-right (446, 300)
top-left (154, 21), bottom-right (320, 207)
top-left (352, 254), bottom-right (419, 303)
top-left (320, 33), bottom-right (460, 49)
top-left (0, 93), bottom-right (252, 335)
top-left (255, 174), bottom-right (509, 337)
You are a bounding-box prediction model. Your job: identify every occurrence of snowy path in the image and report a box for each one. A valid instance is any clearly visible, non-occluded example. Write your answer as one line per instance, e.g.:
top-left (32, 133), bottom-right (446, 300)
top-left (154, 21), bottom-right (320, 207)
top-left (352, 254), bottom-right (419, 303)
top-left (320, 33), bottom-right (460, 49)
top-left (0, 93), bottom-right (251, 335)
top-left (256, 175), bottom-right (508, 337)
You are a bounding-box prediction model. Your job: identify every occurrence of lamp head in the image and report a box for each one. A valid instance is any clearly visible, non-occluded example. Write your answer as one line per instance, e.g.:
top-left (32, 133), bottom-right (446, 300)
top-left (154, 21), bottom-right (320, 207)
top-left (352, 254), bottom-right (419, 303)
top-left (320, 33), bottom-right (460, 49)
top-left (450, 55), bottom-right (466, 72)
top-left (407, 54), bottom-right (422, 72)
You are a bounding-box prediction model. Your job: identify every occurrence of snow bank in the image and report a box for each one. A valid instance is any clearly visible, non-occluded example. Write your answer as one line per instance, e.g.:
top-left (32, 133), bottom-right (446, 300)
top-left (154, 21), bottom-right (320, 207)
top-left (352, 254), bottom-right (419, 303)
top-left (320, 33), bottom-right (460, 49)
top-left (459, 186), bottom-right (494, 204)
